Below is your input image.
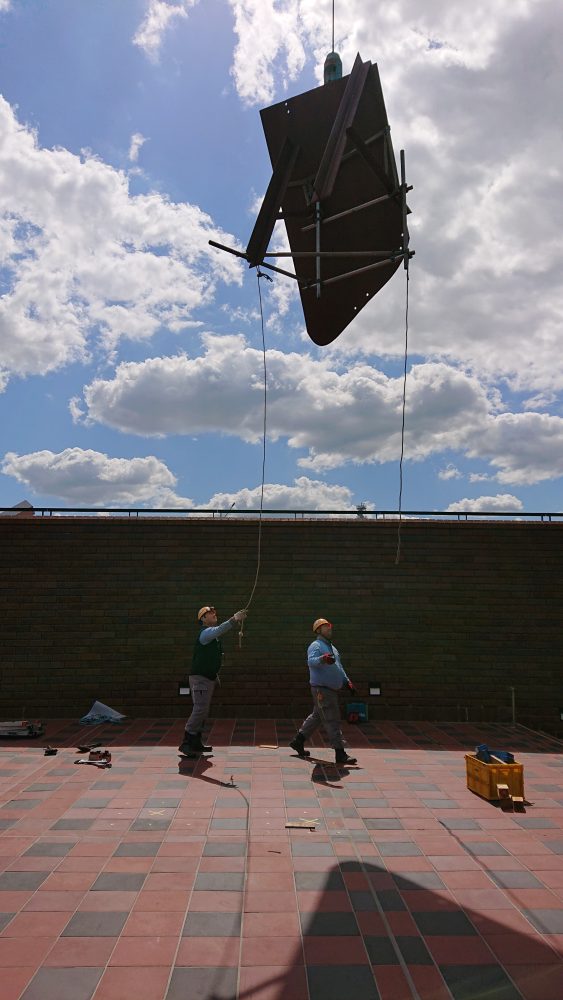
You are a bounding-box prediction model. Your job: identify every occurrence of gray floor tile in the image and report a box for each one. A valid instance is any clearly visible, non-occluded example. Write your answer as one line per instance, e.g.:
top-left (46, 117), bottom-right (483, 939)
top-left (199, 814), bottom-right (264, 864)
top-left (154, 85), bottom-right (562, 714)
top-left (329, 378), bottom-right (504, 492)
top-left (73, 798), bottom-right (112, 809)
top-left (193, 873), bottom-right (245, 891)
top-left (167, 966), bottom-right (237, 998)
top-left (0, 871), bottom-right (50, 891)
top-left (113, 841), bottom-right (160, 856)
top-left (440, 964), bottom-right (522, 1000)
top-left (393, 872), bottom-right (445, 891)
top-left (210, 818), bottom-right (248, 830)
top-left (20, 967), bottom-right (103, 1000)
top-left (91, 872), bottom-right (146, 891)
top-left (413, 911), bottom-right (477, 936)
top-left (523, 908), bottom-right (563, 933)
top-left (465, 842), bottom-right (509, 856)
top-left (24, 841), bottom-right (74, 857)
top-left (490, 871), bottom-right (544, 889)
top-left (62, 911), bottom-right (129, 936)
top-left (203, 842), bottom-right (246, 857)
top-left (376, 890), bottom-right (406, 912)
top-left (130, 818), bottom-right (171, 831)
top-left (295, 871), bottom-right (344, 891)
top-left (291, 841), bottom-right (334, 856)
top-left (182, 912), bottom-right (242, 936)
top-left (513, 817), bottom-right (558, 829)
top-left (365, 819), bottom-right (404, 830)
top-left (439, 818), bottom-right (481, 830)
top-left (377, 842), bottom-right (421, 857)
top-left (307, 965), bottom-right (379, 1000)
top-left (364, 935), bottom-right (400, 964)
top-left (545, 840), bottom-right (563, 854)
top-left (397, 935), bottom-right (434, 964)
top-left (300, 912), bottom-right (359, 935)
top-left (0, 912), bottom-right (15, 931)
top-left (3, 798), bottom-right (41, 810)
top-left (26, 784), bottom-right (60, 792)
top-left (350, 891), bottom-right (378, 911)
top-left (51, 819), bottom-right (94, 830)
top-left (145, 797), bottom-right (181, 808)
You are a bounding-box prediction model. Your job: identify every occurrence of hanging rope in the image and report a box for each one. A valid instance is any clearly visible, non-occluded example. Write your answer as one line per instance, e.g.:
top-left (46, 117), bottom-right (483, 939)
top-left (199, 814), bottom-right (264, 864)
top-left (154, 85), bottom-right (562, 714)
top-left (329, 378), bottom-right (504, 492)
top-left (395, 268), bottom-right (410, 565)
top-left (238, 269), bottom-right (270, 647)
top-left (332, 0), bottom-right (335, 52)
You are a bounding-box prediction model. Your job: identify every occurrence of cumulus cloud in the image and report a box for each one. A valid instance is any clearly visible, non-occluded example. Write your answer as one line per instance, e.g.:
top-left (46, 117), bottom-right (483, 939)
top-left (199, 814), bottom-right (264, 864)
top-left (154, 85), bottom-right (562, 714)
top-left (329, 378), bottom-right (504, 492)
top-left (128, 132), bottom-right (148, 163)
top-left (133, 0), bottom-right (197, 62)
top-left (223, 2), bottom-right (563, 394)
top-left (1, 448), bottom-right (194, 507)
top-left (207, 476), bottom-right (359, 510)
top-left (438, 463), bottom-right (462, 480)
top-left (0, 97), bottom-right (242, 381)
top-left (446, 493), bottom-right (523, 512)
top-left (467, 412), bottom-right (563, 485)
top-left (77, 333), bottom-right (500, 467)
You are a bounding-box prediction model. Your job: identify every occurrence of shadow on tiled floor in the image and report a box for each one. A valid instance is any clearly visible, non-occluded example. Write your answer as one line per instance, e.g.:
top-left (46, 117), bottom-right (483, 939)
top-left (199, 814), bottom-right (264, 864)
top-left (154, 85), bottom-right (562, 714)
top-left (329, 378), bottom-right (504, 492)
top-left (0, 720), bottom-right (561, 998)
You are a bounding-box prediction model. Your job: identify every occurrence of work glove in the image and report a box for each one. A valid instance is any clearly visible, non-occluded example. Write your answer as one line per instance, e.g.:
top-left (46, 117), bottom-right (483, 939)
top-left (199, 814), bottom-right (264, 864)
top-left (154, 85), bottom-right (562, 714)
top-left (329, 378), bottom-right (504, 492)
top-left (321, 653), bottom-right (336, 664)
top-left (347, 680), bottom-right (357, 693)
top-left (232, 609), bottom-right (247, 622)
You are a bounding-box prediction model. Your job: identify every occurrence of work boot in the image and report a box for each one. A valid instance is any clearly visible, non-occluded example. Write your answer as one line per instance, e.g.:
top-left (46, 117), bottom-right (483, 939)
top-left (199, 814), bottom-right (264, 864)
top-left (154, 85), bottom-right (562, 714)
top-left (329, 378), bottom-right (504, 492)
top-left (178, 732), bottom-right (198, 756)
top-left (289, 733), bottom-right (310, 757)
top-left (194, 732), bottom-right (213, 753)
top-left (335, 748), bottom-right (357, 765)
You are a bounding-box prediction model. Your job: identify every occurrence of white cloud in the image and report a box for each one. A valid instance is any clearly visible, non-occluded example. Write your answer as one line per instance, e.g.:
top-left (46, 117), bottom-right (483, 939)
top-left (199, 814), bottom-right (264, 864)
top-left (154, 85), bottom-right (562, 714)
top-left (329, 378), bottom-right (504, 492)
top-left (467, 411), bottom-right (563, 485)
top-left (132, 0), bottom-right (197, 62)
top-left (438, 463), bottom-right (462, 480)
top-left (78, 333), bottom-right (497, 465)
top-left (207, 476), bottom-right (360, 510)
top-left (446, 493), bottom-right (523, 512)
top-left (224, 2), bottom-right (563, 395)
top-left (128, 132), bottom-right (148, 163)
top-left (468, 472), bottom-right (491, 483)
top-left (0, 97), bottom-right (242, 380)
top-left (1, 448), bottom-right (194, 507)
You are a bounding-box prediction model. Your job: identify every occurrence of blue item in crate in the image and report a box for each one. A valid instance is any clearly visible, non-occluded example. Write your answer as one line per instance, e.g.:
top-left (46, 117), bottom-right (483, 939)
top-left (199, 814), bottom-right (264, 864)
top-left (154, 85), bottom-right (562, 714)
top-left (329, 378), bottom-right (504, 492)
top-left (475, 744), bottom-right (514, 764)
top-left (346, 701), bottom-right (368, 723)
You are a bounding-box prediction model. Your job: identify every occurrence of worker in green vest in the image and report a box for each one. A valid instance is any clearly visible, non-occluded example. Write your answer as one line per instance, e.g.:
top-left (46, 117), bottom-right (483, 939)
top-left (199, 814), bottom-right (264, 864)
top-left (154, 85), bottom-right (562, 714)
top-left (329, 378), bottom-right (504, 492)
top-left (178, 605), bottom-right (247, 756)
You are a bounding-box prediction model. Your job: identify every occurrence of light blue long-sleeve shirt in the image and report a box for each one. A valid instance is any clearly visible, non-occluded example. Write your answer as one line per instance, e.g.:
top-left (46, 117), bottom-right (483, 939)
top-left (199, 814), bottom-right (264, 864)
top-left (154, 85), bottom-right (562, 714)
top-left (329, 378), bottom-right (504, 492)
top-left (199, 618), bottom-right (235, 645)
top-left (307, 637), bottom-right (350, 690)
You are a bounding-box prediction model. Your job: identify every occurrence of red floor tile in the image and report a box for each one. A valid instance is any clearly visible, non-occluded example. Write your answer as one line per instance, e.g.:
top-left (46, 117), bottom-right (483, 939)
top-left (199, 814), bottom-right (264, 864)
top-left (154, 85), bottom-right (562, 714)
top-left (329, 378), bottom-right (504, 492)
top-left (176, 935), bottom-right (241, 966)
top-left (238, 964), bottom-right (309, 1000)
top-left (93, 965), bottom-right (171, 1000)
top-left (303, 936), bottom-right (369, 964)
top-left (122, 910), bottom-right (184, 937)
top-left (109, 935), bottom-right (178, 966)
top-left (242, 911), bottom-right (301, 937)
top-left (241, 935), bottom-right (303, 966)
top-left (43, 935), bottom-right (116, 966)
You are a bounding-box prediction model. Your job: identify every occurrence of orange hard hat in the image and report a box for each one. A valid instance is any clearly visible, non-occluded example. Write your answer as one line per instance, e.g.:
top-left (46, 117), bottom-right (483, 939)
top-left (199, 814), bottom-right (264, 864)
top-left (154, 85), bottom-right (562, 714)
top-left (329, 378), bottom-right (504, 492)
top-left (197, 605), bottom-right (216, 621)
top-left (313, 618), bottom-right (332, 633)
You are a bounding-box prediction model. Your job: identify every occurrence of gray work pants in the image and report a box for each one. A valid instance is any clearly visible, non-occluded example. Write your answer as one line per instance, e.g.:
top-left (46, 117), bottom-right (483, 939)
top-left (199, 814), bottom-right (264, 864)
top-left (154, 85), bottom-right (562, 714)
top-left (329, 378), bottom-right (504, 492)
top-left (185, 675), bottom-right (216, 735)
top-left (299, 686), bottom-right (344, 750)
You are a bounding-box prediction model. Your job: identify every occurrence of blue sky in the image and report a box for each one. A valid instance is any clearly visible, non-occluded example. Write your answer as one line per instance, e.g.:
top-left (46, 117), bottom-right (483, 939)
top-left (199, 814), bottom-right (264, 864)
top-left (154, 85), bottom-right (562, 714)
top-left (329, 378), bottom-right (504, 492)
top-left (1, 0), bottom-right (563, 514)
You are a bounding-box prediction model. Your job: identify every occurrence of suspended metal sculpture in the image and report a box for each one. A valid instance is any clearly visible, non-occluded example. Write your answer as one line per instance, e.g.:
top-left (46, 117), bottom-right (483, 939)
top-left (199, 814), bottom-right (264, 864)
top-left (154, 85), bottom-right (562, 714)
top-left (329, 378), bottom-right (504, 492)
top-left (211, 52), bottom-right (413, 347)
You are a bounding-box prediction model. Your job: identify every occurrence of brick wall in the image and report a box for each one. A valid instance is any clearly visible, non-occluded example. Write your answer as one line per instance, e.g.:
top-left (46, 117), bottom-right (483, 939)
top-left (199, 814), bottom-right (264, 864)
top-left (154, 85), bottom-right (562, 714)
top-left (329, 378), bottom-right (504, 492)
top-left (1, 517), bottom-right (562, 735)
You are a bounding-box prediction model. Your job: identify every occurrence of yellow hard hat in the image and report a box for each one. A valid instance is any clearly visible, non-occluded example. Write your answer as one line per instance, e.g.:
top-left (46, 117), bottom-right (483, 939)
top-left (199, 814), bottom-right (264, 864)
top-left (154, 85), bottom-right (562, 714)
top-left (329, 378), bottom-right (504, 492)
top-left (313, 618), bottom-right (332, 633)
top-left (197, 605), bottom-right (216, 621)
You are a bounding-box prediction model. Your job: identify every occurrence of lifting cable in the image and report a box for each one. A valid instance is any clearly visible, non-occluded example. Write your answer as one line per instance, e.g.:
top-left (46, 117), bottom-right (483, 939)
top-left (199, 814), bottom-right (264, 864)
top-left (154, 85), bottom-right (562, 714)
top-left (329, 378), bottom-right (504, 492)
top-left (238, 269), bottom-right (270, 647)
top-left (395, 267), bottom-right (410, 565)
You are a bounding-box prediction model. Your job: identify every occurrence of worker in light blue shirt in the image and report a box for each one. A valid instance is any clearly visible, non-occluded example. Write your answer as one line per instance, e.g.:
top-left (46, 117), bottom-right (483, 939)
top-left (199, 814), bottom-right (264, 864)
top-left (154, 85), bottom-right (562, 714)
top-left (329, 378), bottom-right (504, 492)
top-left (290, 618), bottom-right (358, 765)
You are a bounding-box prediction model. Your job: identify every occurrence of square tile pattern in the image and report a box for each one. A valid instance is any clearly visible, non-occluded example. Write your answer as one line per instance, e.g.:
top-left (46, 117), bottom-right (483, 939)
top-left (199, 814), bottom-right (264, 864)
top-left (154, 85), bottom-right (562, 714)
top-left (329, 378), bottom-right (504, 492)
top-left (0, 718), bottom-right (562, 999)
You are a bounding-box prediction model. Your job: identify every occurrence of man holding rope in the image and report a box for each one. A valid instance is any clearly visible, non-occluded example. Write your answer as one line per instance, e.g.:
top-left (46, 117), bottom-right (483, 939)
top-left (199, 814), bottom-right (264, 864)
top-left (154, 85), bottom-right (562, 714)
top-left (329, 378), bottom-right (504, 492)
top-left (290, 618), bottom-right (358, 765)
top-left (179, 605), bottom-right (247, 756)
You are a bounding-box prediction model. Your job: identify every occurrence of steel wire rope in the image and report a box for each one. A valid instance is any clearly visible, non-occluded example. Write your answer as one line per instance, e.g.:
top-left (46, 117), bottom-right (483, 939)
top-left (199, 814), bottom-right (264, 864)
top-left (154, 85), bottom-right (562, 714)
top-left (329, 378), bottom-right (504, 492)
top-left (238, 269), bottom-right (269, 646)
top-left (395, 267), bottom-right (410, 565)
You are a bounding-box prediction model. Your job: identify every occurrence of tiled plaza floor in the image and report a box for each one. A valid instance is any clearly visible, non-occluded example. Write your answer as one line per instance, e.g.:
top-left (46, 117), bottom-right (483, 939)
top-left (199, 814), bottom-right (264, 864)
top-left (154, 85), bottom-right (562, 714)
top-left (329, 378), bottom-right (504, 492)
top-left (0, 719), bottom-right (562, 999)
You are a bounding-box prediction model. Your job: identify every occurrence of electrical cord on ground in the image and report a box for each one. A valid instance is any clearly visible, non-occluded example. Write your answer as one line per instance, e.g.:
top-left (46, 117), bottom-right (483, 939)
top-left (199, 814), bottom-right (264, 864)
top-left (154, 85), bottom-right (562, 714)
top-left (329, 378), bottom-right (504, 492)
top-left (395, 268), bottom-right (410, 565)
top-left (238, 269), bottom-right (270, 646)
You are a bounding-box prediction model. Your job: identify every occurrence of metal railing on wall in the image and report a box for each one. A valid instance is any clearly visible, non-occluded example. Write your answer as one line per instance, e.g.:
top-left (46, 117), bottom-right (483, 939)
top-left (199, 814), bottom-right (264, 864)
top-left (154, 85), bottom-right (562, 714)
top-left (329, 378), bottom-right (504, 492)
top-left (1, 506), bottom-right (563, 522)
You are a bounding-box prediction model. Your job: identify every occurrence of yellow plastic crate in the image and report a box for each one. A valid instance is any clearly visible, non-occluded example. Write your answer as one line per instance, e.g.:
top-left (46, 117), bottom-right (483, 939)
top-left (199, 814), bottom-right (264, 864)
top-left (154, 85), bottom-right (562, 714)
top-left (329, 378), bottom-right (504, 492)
top-left (465, 753), bottom-right (524, 801)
